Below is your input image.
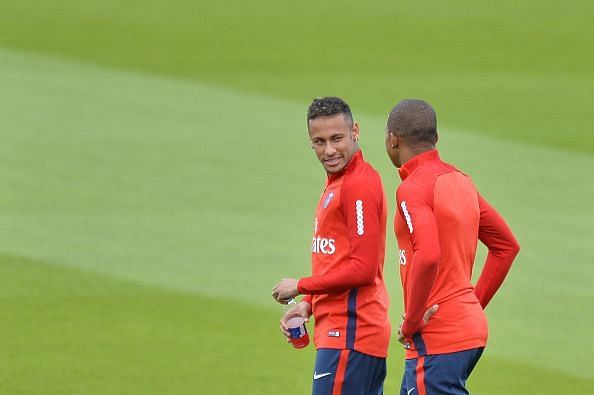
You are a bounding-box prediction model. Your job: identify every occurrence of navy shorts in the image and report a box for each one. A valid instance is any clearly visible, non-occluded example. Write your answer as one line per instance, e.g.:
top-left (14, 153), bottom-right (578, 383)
top-left (399, 347), bottom-right (484, 395)
top-left (312, 348), bottom-right (386, 395)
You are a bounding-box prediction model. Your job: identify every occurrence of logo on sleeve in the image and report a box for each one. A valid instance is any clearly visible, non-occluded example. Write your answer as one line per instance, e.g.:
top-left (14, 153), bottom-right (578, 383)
top-left (355, 200), bottom-right (364, 235)
top-left (401, 201), bottom-right (413, 233)
top-left (322, 192), bottom-right (335, 208)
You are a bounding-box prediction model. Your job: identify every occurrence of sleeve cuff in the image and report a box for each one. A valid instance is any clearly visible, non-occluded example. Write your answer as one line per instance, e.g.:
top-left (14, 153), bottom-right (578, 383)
top-left (401, 319), bottom-right (422, 338)
top-left (301, 294), bottom-right (312, 305)
top-left (297, 278), bottom-right (309, 294)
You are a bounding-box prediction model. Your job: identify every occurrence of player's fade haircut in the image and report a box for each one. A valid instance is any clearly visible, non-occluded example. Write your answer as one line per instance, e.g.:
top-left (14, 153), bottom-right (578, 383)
top-left (387, 99), bottom-right (438, 147)
top-left (307, 96), bottom-right (353, 127)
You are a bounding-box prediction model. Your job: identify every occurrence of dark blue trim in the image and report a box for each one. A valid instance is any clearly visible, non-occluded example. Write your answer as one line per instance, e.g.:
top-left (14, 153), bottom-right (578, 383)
top-left (412, 333), bottom-right (427, 357)
top-left (346, 288), bottom-right (358, 349)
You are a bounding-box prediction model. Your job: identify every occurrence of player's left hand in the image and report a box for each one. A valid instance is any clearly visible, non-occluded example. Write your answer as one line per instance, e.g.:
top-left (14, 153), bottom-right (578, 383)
top-left (272, 278), bottom-right (300, 303)
top-left (396, 315), bottom-right (410, 348)
top-left (397, 304), bottom-right (439, 348)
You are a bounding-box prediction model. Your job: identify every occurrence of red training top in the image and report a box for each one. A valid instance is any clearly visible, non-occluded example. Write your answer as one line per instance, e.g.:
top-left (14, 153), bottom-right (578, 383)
top-left (298, 150), bottom-right (391, 358)
top-left (394, 150), bottom-right (520, 359)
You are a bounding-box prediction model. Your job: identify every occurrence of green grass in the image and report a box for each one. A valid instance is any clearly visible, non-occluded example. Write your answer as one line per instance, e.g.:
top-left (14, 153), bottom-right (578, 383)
top-left (1, 254), bottom-right (592, 394)
top-left (0, 0), bottom-right (593, 393)
top-left (0, 254), bottom-right (313, 394)
top-left (1, 1), bottom-right (592, 154)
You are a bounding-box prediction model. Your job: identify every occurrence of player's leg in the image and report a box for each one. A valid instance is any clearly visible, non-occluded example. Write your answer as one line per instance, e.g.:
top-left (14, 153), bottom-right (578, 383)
top-left (421, 348), bottom-right (485, 395)
top-left (464, 347), bottom-right (484, 380)
top-left (366, 354), bottom-right (386, 395)
top-left (399, 373), bottom-right (407, 395)
top-left (399, 358), bottom-right (419, 395)
top-left (312, 348), bottom-right (343, 395)
top-left (339, 350), bottom-right (386, 395)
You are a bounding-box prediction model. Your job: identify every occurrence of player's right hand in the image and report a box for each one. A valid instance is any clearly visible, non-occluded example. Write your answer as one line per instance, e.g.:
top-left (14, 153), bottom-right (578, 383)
top-left (279, 301), bottom-right (311, 340)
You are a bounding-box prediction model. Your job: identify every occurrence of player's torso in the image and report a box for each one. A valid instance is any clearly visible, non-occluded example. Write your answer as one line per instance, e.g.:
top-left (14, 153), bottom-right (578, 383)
top-left (310, 161), bottom-right (390, 358)
top-left (310, 176), bottom-right (357, 352)
top-left (395, 163), bottom-right (487, 357)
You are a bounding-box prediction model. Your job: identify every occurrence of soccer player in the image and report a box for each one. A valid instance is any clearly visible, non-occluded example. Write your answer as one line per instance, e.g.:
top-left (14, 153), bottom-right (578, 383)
top-left (384, 99), bottom-right (520, 395)
top-left (272, 97), bottom-right (391, 395)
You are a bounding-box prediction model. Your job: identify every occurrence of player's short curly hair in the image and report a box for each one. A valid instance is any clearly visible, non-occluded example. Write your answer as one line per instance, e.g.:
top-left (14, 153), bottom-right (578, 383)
top-left (307, 96), bottom-right (353, 126)
top-left (387, 99), bottom-right (438, 147)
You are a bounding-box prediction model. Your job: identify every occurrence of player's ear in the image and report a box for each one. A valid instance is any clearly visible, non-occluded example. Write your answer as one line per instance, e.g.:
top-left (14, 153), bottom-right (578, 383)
top-left (352, 122), bottom-right (360, 141)
top-left (388, 131), bottom-right (399, 149)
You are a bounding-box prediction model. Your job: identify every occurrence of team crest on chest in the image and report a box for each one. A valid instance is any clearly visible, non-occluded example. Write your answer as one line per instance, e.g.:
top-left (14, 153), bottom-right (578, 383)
top-left (322, 191), bottom-right (335, 208)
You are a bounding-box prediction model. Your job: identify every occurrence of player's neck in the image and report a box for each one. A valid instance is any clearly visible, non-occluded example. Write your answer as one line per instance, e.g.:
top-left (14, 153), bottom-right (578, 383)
top-left (400, 145), bottom-right (435, 166)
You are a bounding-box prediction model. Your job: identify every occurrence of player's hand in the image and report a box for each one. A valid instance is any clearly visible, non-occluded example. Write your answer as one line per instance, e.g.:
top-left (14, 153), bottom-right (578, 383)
top-left (272, 278), bottom-right (300, 303)
top-left (396, 314), bottom-right (409, 348)
top-left (279, 301), bottom-right (312, 341)
top-left (422, 304), bottom-right (439, 325)
top-left (397, 304), bottom-right (439, 348)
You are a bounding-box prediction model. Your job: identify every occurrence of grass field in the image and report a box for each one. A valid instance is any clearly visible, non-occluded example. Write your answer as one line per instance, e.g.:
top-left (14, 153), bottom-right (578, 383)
top-left (0, 1), bottom-right (593, 393)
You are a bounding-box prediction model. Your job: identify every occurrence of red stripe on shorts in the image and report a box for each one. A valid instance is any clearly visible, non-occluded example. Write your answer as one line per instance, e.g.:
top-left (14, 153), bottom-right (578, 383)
top-left (332, 350), bottom-right (350, 395)
top-left (416, 356), bottom-right (426, 395)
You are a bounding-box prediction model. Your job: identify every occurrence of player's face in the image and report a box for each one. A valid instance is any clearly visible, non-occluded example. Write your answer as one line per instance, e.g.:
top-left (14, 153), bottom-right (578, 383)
top-left (308, 114), bottom-right (360, 174)
top-left (385, 128), bottom-right (401, 168)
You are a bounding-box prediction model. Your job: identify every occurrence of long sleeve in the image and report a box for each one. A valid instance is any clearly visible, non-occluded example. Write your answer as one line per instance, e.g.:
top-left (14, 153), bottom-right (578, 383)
top-left (297, 179), bottom-right (383, 294)
top-left (301, 294), bottom-right (312, 305)
top-left (398, 183), bottom-right (440, 338)
top-left (474, 194), bottom-right (520, 308)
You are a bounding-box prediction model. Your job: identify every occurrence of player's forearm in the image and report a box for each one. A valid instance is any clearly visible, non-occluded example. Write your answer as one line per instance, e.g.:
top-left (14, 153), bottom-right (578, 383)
top-left (474, 242), bottom-right (519, 308)
top-left (475, 196), bottom-right (520, 308)
top-left (401, 251), bottom-right (439, 337)
top-left (298, 300), bottom-right (312, 318)
top-left (297, 257), bottom-right (377, 294)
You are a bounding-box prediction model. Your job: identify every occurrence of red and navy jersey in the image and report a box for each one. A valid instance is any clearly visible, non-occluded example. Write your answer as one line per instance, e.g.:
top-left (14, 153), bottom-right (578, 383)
top-left (297, 150), bottom-right (391, 358)
top-left (394, 150), bottom-right (520, 359)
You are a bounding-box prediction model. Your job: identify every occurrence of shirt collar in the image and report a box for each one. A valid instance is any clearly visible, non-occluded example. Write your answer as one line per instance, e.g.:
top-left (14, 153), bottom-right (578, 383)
top-left (398, 149), bottom-right (440, 181)
top-left (327, 149), bottom-right (363, 182)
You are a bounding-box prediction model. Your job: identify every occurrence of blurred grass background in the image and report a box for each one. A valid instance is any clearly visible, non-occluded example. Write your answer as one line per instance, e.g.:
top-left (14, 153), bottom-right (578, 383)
top-left (0, 1), bottom-right (592, 393)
